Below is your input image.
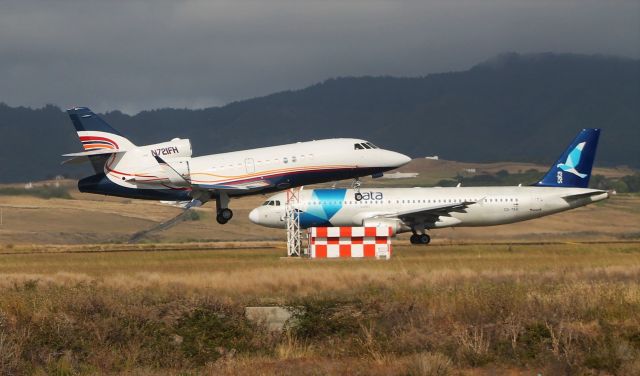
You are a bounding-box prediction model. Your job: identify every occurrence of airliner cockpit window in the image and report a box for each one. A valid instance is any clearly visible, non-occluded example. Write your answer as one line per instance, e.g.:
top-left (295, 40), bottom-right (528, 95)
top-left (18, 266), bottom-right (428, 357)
top-left (262, 201), bottom-right (272, 206)
top-left (275, 201), bottom-right (281, 206)
top-left (362, 143), bottom-right (372, 149)
top-left (366, 142), bottom-right (378, 149)
top-left (354, 143), bottom-right (364, 150)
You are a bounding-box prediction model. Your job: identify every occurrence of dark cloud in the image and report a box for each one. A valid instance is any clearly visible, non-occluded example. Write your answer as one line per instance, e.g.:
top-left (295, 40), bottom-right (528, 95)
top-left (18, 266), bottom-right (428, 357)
top-left (0, 0), bottom-right (638, 113)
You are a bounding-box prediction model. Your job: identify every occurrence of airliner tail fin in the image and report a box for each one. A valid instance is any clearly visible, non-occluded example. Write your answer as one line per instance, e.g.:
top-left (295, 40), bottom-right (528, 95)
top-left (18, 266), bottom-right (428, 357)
top-left (535, 129), bottom-right (600, 188)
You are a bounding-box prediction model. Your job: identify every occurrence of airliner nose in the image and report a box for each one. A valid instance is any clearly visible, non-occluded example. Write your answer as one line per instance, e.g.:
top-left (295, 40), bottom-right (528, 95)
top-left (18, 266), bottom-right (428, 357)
top-left (249, 208), bottom-right (260, 224)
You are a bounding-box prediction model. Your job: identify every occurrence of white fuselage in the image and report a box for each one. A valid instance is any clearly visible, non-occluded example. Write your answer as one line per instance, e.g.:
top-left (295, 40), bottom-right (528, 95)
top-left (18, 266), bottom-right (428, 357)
top-left (249, 186), bottom-right (610, 232)
top-left (80, 138), bottom-right (410, 201)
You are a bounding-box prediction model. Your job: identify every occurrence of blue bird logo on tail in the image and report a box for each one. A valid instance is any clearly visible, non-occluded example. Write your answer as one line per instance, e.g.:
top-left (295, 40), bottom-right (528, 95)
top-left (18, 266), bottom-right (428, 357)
top-left (556, 142), bottom-right (587, 178)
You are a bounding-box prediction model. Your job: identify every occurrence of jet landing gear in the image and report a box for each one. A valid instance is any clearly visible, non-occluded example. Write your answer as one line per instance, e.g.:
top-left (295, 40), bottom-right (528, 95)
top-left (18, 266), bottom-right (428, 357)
top-left (215, 192), bottom-right (233, 224)
top-left (216, 208), bottom-right (233, 224)
top-left (410, 233), bottom-right (431, 245)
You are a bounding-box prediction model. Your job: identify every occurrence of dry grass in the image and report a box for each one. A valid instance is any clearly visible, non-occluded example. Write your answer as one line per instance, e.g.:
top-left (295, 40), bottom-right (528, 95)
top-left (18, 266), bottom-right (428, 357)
top-left (0, 243), bottom-right (638, 374)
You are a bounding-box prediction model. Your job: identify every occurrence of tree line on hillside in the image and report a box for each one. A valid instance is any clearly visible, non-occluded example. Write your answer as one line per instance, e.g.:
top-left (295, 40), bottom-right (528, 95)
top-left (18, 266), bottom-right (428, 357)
top-left (0, 52), bottom-right (638, 183)
top-left (436, 169), bottom-right (640, 193)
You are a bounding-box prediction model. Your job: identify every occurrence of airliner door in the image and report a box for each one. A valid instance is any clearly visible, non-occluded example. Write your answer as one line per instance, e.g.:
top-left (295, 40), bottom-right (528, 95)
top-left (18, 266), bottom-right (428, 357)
top-left (245, 158), bottom-right (255, 173)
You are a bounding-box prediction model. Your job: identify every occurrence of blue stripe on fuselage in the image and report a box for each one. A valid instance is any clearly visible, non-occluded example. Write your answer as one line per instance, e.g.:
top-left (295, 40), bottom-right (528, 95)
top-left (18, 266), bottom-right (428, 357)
top-left (299, 188), bottom-right (346, 227)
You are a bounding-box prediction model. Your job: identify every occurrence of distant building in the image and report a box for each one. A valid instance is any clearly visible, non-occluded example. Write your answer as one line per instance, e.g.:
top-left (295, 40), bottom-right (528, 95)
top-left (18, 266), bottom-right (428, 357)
top-left (382, 172), bottom-right (419, 179)
top-left (24, 182), bottom-right (33, 190)
top-left (425, 155), bottom-right (439, 160)
top-left (463, 168), bottom-right (477, 173)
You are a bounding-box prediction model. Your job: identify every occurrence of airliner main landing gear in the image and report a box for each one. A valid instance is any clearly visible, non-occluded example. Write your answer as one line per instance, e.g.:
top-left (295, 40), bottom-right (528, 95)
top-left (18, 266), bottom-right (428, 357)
top-left (410, 232), bottom-right (431, 245)
top-left (352, 178), bottom-right (363, 201)
top-left (215, 192), bottom-right (233, 224)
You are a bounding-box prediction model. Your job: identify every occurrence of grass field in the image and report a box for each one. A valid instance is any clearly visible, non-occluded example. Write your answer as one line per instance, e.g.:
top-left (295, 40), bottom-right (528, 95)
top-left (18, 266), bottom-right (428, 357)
top-left (0, 242), bottom-right (639, 375)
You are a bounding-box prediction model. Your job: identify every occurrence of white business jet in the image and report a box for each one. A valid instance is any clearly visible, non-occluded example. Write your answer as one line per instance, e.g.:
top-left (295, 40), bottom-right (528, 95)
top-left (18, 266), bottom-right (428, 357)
top-left (62, 107), bottom-right (410, 224)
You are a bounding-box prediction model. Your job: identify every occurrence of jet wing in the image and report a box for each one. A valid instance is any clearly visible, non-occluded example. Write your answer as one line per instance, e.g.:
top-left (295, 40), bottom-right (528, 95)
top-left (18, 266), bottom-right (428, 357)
top-left (364, 201), bottom-right (476, 225)
top-left (154, 155), bottom-right (274, 193)
top-left (193, 180), bottom-right (273, 193)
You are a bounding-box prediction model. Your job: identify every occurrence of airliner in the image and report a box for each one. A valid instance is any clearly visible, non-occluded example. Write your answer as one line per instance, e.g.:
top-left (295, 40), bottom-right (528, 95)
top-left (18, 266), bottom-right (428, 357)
top-left (62, 107), bottom-right (410, 224)
top-left (249, 129), bottom-right (610, 243)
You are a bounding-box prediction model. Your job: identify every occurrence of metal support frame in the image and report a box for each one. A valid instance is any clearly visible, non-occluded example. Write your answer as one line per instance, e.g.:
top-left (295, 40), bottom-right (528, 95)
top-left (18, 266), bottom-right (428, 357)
top-left (285, 187), bottom-right (302, 257)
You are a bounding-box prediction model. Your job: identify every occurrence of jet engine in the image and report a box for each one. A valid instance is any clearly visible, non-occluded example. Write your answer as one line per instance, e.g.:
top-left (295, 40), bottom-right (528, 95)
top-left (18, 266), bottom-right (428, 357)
top-left (362, 218), bottom-right (405, 235)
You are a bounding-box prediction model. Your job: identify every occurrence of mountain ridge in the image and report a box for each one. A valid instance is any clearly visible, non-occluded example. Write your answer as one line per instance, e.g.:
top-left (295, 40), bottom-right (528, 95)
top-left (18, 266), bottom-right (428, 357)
top-left (0, 52), bottom-right (638, 183)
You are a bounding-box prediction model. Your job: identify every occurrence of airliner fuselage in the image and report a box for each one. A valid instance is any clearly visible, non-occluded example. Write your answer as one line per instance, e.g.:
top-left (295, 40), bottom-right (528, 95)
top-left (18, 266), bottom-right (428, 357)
top-left (250, 186), bottom-right (609, 232)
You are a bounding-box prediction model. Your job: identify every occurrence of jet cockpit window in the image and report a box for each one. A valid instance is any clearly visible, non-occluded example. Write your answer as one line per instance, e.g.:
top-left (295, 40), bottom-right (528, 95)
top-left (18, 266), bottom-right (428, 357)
top-left (262, 201), bottom-right (271, 206)
top-left (362, 143), bottom-right (372, 149)
top-left (365, 142), bottom-right (378, 149)
top-left (275, 201), bottom-right (281, 206)
top-left (354, 143), bottom-right (364, 150)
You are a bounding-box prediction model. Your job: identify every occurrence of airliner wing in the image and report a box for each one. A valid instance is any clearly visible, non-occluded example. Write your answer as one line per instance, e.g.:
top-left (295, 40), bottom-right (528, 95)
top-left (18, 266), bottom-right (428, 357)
top-left (377, 201), bottom-right (476, 223)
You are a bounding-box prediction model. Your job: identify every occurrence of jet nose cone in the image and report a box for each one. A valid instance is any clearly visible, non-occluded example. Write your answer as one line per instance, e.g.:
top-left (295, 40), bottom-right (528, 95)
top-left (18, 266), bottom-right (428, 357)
top-left (388, 151), bottom-right (412, 167)
top-left (249, 208), bottom-right (260, 224)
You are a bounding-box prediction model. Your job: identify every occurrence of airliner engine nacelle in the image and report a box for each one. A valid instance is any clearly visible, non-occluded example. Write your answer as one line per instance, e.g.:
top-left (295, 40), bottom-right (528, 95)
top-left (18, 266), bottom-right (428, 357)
top-left (362, 218), bottom-right (405, 235)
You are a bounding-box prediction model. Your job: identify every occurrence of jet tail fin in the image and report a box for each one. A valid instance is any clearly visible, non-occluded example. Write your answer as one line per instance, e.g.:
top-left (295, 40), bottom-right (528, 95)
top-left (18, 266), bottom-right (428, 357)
top-left (65, 107), bottom-right (136, 173)
top-left (535, 128), bottom-right (600, 188)
top-left (67, 107), bottom-right (136, 151)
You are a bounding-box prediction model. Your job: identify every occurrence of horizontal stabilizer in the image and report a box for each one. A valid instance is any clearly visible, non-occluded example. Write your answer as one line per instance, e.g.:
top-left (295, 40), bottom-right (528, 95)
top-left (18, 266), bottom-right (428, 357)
top-left (63, 149), bottom-right (125, 157)
top-left (61, 149), bottom-right (125, 165)
top-left (562, 190), bottom-right (608, 202)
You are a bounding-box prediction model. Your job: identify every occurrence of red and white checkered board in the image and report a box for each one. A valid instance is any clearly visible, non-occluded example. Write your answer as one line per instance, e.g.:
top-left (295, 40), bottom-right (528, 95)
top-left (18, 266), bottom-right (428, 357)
top-left (308, 227), bottom-right (392, 259)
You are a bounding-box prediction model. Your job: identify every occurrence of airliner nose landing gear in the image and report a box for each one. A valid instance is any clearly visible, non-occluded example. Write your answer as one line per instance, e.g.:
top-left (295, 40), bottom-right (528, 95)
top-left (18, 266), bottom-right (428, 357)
top-left (410, 232), bottom-right (431, 245)
top-left (215, 192), bottom-right (233, 224)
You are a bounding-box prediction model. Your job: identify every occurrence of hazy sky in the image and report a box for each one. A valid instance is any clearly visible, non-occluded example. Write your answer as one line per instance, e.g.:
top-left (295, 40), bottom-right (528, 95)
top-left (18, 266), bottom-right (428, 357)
top-left (1, 0), bottom-right (638, 113)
